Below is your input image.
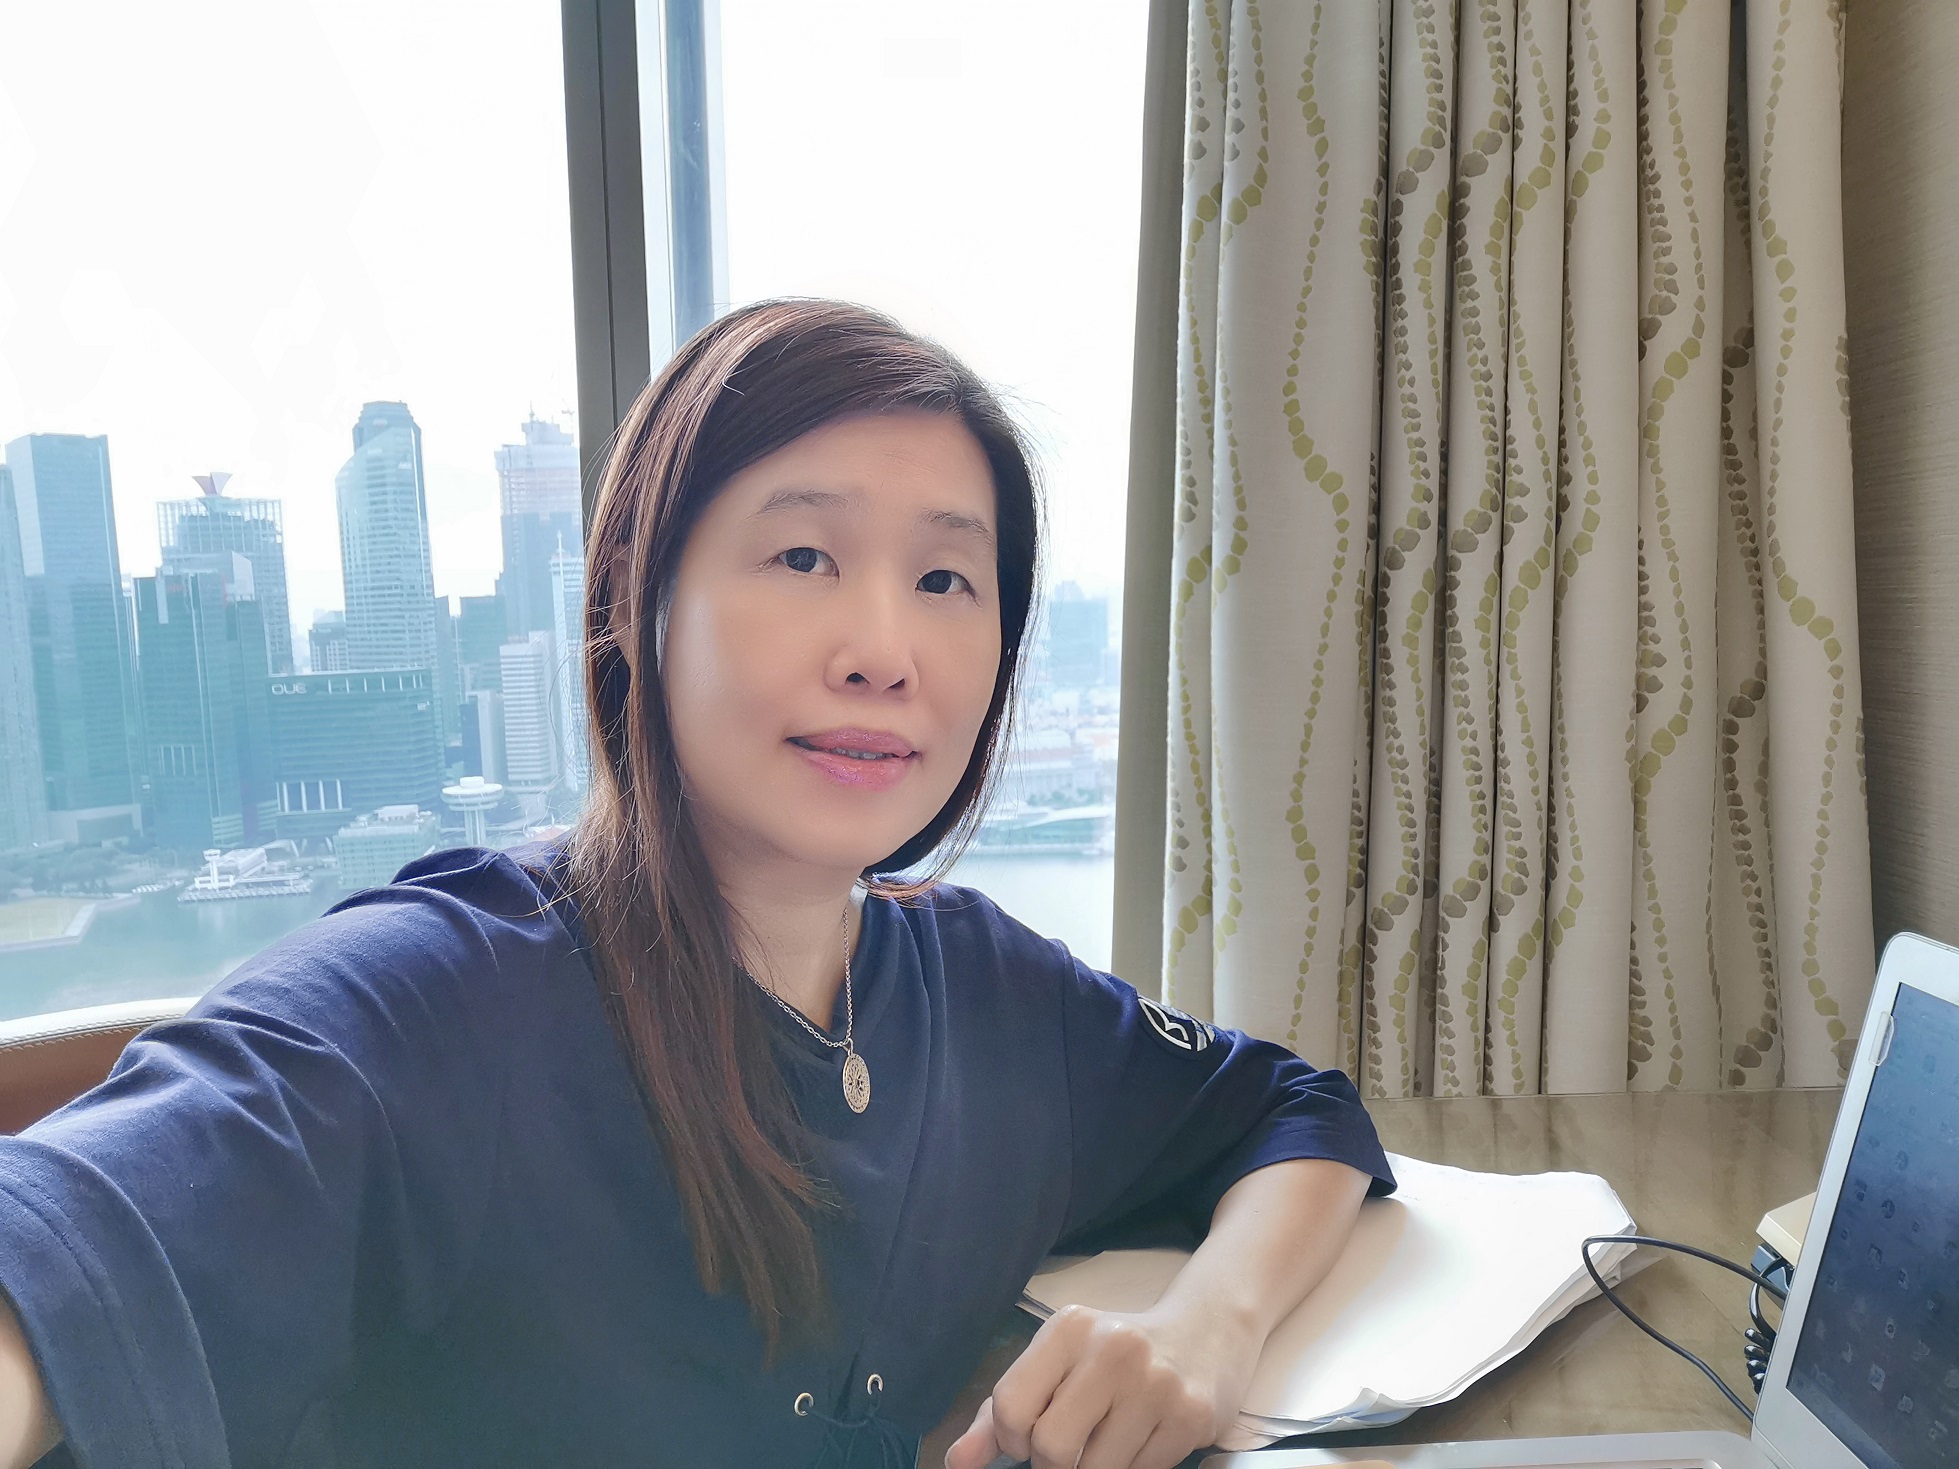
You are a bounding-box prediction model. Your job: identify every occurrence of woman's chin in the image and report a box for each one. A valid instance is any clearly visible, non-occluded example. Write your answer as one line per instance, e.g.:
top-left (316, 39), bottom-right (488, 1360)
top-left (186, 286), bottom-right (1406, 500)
top-left (744, 824), bottom-right (926, 882)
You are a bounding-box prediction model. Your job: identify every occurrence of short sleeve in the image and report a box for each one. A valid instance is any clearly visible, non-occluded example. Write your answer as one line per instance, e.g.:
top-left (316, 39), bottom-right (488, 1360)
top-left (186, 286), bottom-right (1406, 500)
top-left (0, 848), bottom-right (543, 1468)
top-left (1055, 957), bottom-right (1394, 1254)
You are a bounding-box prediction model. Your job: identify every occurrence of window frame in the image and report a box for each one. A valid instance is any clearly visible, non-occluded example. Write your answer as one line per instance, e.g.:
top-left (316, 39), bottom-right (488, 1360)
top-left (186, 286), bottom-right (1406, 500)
top-left (556, 0), bottom-right (1187, 986)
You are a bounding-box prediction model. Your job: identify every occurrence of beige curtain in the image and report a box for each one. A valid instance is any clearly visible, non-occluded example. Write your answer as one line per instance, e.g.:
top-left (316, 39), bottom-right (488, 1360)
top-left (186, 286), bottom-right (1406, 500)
top-left (1162, 0), bottom-right (1873, 1096)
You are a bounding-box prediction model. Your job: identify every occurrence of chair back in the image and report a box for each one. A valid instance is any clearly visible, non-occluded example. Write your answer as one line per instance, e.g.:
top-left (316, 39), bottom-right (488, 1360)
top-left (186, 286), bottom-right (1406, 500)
top-left (0, 998), bottom-right (197, 1133)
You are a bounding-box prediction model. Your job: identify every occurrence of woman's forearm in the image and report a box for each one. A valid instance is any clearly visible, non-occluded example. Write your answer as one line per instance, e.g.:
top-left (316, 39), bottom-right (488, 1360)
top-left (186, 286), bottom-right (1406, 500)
top-left (1152, 1156), bottom-right (1370, 1344)
top-left (0, 1295), bottom-right (59, 1469)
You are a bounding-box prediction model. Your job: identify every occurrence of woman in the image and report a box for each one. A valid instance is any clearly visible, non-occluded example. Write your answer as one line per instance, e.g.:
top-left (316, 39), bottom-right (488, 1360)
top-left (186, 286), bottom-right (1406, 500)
top-left (0, 301), bottom-right (1393, 1468)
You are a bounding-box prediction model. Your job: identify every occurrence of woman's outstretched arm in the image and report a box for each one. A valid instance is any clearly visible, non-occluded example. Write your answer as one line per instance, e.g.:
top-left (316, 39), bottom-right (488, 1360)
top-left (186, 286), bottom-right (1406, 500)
top-left (0, 1294), bottom-right (59, 1469)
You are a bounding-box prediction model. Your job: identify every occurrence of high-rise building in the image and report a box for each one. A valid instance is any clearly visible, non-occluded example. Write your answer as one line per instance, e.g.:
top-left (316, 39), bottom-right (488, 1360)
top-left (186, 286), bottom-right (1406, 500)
top-left (495, 417), bottom-right (582, 640)
top-left (499, 631), bottom-right (558, 796)
top-left (334, 805), bottom-right (440, 889)
top-left (3, 433), bottom-right (141, 842)
top-left (157, 473), bottom-right (293, 674)
top-left (308, 610), bottom-right (350, 673)
top-left (335, 402), bottom-right (438, 674)
top-left (457, 593), bottom-right (506, 693)
top-left (0, 466), bottom-right (49, 851)
top-left (432, 593), bottom-right (462, 753)
top-left (1045, 581), bottom-right (1111, 689)
top-left (461, 689), bottom-right (505, 784)
top-left (133, 570), bottom-right (273, 851)
top-left (549, 537), bottom-right (587, 796)
top-left (265, 668), bottom-right (444, 844)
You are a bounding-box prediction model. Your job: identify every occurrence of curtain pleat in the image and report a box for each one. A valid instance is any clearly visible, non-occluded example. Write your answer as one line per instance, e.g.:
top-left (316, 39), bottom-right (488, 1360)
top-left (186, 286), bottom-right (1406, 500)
top-left (1542, 0), bottom-right (1640, 1095)
top-left (1628, 0), bottom-right (1731, 1090)
top-left (1740, 0), bottom-right (1872, 1086)
top-left (1162, 0), bottom-right (1873, 1096)
top-left (1488, 0), bottom-right (1566, 1095)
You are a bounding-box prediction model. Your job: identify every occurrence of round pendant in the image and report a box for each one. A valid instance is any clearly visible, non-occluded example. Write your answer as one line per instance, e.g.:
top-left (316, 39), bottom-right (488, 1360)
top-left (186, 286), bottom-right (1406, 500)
top-left (841, 1051), bottom-right (871, 1113)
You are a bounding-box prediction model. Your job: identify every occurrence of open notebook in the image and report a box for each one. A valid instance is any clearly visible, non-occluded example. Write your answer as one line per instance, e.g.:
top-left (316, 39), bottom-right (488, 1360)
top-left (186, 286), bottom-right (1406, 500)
top-left (1019, 1154), bottom-right (1638, 1449)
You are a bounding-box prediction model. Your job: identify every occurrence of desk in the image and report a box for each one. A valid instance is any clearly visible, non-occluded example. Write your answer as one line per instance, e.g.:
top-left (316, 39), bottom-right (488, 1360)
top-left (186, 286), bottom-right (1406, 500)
top-left (923, 1087), bottom-right (1842, 1466)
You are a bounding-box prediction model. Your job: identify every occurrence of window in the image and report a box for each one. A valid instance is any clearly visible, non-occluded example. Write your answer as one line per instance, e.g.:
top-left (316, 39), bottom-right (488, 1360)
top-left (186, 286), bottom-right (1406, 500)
top-left (0, 0), bottom-right (1152, 1025)
top-left (0, 1), bottom-right (579, 1020)
top-left (676, 0), bottom-right (1150, 969)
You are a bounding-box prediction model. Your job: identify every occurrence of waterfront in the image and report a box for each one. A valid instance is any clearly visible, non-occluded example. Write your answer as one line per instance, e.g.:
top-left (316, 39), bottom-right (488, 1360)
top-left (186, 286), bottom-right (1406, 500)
top-left (0, 887), bottom-right (337, 1022)
top-left (0, 851), bottom-right (1117, 1023)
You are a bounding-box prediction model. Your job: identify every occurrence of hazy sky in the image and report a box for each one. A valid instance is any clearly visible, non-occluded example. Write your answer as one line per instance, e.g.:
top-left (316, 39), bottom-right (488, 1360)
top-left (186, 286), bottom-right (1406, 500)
top-left (0, 1), bottom-right (1145, 651)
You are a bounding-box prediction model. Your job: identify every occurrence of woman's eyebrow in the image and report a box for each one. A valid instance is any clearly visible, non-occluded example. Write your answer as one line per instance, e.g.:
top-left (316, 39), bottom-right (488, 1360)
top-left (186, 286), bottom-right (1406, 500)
top-left (920, 507), bottom-right (995, 550)
top-left (755, 486), bottom-right (851, 516)
top-left (755, 488), bottom-right (994, 549)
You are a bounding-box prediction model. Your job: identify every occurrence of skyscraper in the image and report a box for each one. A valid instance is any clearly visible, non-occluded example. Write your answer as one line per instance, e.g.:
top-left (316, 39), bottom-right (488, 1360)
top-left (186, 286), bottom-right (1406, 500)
top-left (549, 536), bottom-right (587, 796)
top-left (1045, 581), bottom-right (1111, 689)
top-left (335, 401), bottom-right (438, 674)
top-left (457, 593), bottom-right (506, 693)
top-left (499, 631), bottom-right (558, 798)
top-left (308, 611), bottom-right (350, 673)
top-left (432, 593), bottom-right (461, 753)
top-left (3, 433), bottom-right (141, 842)
top-left (495, 416), bottom-right (581, 640)
top-left (157, 473), bottom-right (294, 674)
top-left (265, 669), bottom-right (444, 844)
top-left (133, 570), bottom-right (273, 851)
top-left (461, 689), bottom-right (505, 784)
top-left (0, 466), bottom-right (49, 851)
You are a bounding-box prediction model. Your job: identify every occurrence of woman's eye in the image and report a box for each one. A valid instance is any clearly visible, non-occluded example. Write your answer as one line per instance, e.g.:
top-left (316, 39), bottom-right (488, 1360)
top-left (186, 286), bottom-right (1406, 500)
top-left (779, 546), bottom-right (829, 575)
top-left (918, 568), bottom-right (971, 596)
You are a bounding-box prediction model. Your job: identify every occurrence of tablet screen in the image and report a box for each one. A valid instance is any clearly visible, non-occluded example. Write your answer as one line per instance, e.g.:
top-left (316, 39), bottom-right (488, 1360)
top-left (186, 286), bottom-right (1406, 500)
top-left (1786, 982), bottom-right (1959, 1468)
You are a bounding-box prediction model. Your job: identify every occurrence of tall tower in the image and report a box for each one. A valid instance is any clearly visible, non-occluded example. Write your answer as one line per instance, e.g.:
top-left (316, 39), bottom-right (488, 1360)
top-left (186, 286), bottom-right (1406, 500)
top-left (549, 536), bottom-right (587, 796)
top-left (432, 593), bottom-right (461, 752)
top-left (494, 416), bottom-right (582, 639)
top-left (498, 630), bottom-right (559, 801)
top-left (157, 473), bottom-right (294, 674)
top-left (3, 433), bottom-right (141, 842)
top-left (0, 466), bottom-right (49, 850)
top-left (1045, 580), bottom-right (1111, 689)
top-left (335, 402), bottom-right (437, 674)
top-left (457, 593), bottom-right (507, 693)
top-left (308, 611), bottom-right (351, 673)
top-left (133, 570), bottom-right (272, 851)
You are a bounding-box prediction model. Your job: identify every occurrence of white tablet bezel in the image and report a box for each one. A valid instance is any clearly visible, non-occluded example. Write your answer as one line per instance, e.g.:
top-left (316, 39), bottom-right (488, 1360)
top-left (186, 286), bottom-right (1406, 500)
top-left (1752, 930), bottom-right (1959, 1469)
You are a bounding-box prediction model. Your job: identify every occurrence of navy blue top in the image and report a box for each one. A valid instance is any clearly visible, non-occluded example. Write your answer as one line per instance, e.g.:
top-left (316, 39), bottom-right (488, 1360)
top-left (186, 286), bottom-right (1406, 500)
top-left (0, 842), bottom-right (1392, 1468)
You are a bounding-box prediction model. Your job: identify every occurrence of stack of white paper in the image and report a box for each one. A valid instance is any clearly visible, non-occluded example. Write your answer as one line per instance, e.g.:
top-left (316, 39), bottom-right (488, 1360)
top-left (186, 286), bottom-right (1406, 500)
top-left (1019, 1153), bottom-right (1638, 1449)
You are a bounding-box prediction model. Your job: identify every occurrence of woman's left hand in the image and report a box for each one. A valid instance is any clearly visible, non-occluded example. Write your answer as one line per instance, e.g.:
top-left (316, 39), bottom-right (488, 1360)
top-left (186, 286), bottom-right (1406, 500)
top-left (943, 1298), bottom-right (1259, 1469)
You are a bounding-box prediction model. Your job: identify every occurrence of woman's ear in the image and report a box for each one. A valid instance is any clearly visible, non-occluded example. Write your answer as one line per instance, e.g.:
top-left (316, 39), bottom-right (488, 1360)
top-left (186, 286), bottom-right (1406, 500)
top-left (603, 576), bottom-right (643, 683)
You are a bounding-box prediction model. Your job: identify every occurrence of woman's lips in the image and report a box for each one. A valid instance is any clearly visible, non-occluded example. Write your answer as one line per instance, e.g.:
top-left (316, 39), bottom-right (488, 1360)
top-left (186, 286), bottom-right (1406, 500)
top-left (787, 738), bottom-right (918, 790)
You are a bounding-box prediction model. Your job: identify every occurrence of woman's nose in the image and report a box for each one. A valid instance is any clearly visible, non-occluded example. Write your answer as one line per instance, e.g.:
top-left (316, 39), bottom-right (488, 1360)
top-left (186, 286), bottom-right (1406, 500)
top-left (829, 578), bottom-right (917, 693)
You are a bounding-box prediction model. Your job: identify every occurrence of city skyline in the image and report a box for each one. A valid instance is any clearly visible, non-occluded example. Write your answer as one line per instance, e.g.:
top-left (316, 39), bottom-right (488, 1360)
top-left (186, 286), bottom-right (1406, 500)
top-left (0, 403), bottom-right (1123, 676)
top-left (0, 395), bottom-right (1124, 864)
top-left (0, 407), bottom-right (586, 673)
top-left (0, 400), bottom-right (599, 859)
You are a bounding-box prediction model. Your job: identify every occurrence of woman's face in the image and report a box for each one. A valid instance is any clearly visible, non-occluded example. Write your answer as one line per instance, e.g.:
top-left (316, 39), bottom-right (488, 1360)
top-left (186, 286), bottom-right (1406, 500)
top-left (660, 408), bottom-right (1004, 882)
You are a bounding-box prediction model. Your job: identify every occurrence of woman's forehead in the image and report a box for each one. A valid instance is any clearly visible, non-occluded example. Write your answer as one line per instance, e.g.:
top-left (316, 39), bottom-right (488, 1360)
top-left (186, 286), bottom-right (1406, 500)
top-left (715, 410), bottom-right (998, 527)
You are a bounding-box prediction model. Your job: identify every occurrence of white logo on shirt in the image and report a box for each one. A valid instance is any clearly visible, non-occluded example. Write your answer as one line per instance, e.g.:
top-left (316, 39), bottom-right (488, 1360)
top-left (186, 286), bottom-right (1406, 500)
top-left (1138, 996), bottom-right (1217, 1053)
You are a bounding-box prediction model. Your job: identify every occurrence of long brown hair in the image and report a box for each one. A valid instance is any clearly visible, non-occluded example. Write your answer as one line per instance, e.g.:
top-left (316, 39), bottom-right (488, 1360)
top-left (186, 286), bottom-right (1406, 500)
top-left (565, 300), bottom-right (1042, 1355)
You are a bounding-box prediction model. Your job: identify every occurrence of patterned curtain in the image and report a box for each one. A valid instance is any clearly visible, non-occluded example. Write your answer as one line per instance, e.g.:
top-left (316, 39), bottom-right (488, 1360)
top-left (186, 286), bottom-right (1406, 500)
top-left (1162, 0), bottom-right (1873, 1096)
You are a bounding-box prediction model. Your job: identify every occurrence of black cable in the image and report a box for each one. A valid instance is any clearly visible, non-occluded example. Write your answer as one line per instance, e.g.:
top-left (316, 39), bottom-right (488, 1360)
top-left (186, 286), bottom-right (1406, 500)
top-left (1581, 1233), bottom-right (1790, 1424)
top-left (1744, 1281), bottom-right (1781, 1395)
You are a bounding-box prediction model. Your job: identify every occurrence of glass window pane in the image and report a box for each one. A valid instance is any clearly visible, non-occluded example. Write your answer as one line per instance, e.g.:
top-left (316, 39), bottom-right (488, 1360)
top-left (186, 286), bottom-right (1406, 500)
top-left (0, 1), bottom-right (579, 1021)
top-left (709, 0), bottom-right (1148, 970)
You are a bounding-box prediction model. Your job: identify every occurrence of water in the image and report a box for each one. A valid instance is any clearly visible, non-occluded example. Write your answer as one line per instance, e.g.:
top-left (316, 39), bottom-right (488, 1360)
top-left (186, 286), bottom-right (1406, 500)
top-left (940, 852), bottom-right (1115, 972)
top-left (0, 889), bottom-right (339, 1022)
top-left (0, 855), bottom-right (1117, 1022)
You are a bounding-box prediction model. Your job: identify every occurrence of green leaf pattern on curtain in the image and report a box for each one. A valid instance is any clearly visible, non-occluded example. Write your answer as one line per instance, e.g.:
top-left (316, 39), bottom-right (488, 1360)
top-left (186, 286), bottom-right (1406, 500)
top-left (1163, 0), bottom-right (1873, 1096)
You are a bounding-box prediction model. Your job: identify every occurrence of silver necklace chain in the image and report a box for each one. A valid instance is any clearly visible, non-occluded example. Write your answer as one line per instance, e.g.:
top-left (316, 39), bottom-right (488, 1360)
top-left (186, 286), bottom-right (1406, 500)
top-left (748, 908), bottom-right (870, 1112)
